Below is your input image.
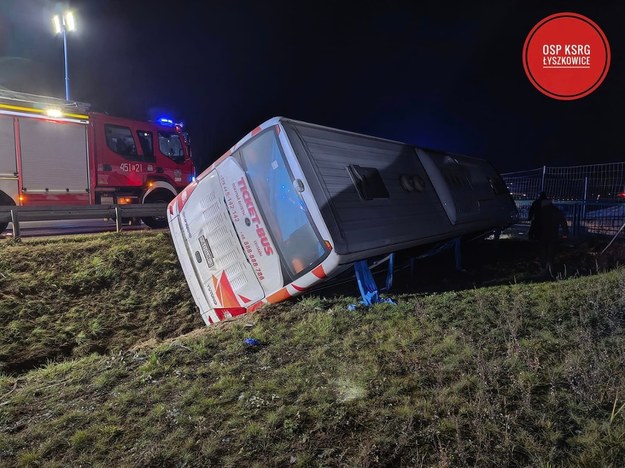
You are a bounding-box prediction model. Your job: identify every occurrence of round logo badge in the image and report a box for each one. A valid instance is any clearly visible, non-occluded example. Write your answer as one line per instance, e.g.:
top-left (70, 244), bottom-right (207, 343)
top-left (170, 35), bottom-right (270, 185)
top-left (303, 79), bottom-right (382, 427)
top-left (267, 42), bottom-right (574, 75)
top-left (523, 12), bottom-right (610, 100)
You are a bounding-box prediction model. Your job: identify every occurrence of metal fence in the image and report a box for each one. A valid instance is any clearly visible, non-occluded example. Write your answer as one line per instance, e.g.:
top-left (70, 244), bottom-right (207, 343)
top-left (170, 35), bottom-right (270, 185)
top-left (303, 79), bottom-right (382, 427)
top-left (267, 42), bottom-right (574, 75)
top-left (515, 200), bottom-right (625, 236)
top-left (0, 203), bottom-right (167, 240)
top-left (502, 163), bottom-right (625, 236)
top-left (503, 162), bottom-right (625, 202)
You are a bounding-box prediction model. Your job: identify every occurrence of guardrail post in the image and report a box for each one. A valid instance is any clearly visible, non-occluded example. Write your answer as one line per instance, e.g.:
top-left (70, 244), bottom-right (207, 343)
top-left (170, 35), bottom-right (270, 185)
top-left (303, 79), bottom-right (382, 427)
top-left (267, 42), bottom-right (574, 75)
top-left (115, 207), bottom-right (122, 232)
top-left (10, 209), bottom-right (20, 241)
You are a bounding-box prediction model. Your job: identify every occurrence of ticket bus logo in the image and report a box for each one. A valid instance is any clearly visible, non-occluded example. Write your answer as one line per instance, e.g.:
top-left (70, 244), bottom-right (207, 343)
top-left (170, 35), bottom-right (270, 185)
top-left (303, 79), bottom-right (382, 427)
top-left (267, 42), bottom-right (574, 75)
top-left (523, 12), bottom-right (610, 100)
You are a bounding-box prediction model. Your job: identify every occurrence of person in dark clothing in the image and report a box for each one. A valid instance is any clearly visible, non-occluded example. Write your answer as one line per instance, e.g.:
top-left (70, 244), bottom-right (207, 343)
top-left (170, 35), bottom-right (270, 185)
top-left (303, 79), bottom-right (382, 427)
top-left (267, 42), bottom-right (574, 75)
top-left (537, 198), bottom-right (568, 269)
top-left (528, 191), bottom-right (547, 240)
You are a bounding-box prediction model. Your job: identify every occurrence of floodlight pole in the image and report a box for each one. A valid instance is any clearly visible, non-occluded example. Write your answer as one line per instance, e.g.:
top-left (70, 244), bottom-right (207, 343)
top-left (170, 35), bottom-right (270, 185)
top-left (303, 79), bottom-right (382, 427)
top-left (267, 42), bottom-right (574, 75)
top-left (62, 26), bottom-right (70, 101)
top-left (53, 12), bottom-right (75, 101)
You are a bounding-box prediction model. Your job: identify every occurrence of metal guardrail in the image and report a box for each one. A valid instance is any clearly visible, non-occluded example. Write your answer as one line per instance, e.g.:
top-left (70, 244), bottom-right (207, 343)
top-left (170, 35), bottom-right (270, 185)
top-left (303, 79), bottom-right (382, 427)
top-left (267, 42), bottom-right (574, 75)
top-left (0, 203), bottom-right (168, 240)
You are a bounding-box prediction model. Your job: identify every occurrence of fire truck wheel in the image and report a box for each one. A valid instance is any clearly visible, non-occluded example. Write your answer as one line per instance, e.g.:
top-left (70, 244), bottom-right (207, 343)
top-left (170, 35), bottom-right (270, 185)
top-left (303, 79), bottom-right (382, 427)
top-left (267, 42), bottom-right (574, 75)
top-left (141, 193), bottom-right (171, 229)
top-left (0, 192), bottom-right (16, 233)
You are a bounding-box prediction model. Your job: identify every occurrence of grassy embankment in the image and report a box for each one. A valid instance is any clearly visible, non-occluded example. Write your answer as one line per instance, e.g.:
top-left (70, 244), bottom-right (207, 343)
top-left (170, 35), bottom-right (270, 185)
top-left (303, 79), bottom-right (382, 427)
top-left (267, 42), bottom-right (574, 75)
top-left (0, 231), bottom-right (624, 466)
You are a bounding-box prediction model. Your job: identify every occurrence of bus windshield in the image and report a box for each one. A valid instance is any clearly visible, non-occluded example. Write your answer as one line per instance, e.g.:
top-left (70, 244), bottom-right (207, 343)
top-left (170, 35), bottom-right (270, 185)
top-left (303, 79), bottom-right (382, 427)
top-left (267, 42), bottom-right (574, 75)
top-left (239, 128), bottom-right (327, 279)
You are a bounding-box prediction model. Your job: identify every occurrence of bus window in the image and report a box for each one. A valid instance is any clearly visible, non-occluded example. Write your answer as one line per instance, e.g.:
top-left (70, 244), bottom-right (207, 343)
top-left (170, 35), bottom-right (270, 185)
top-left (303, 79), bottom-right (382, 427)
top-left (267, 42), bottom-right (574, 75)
top-left (239, 129), bottom-right (328, 278)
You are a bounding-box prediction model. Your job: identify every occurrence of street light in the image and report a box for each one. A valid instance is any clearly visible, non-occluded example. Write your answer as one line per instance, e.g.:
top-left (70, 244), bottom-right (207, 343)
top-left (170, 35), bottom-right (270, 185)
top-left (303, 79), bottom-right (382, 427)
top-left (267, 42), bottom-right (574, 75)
top-left (52, 11), bottom-right (76, 101)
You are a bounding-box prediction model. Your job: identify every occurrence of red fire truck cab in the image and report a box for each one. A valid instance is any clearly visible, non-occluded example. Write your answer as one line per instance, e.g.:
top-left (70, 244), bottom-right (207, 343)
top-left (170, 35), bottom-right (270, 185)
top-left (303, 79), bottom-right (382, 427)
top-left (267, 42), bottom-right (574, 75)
top-left (0, 90), bottom-right (195, 230)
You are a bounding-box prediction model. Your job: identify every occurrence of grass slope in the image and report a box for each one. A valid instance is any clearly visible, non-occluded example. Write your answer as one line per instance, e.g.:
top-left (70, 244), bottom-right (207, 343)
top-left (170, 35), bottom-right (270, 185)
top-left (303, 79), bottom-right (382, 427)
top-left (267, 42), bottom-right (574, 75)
top-left (1, 232), bottom-right (625, 466)
top-left (0, 232), bottom-right (203, 374)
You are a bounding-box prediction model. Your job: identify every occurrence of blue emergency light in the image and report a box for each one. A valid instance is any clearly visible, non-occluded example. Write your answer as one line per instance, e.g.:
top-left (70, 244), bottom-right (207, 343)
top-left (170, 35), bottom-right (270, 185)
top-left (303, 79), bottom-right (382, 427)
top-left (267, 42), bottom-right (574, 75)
top-left (156, 117), bottom-right (174, 127)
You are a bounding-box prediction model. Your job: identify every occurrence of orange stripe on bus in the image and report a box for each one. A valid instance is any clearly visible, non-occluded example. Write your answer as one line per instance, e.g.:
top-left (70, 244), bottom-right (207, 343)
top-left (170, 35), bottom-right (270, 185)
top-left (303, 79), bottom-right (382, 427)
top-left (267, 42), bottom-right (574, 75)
top-left (217, 272), bottom-right (239, 308)
top-left (266, 288), bottom-right (292, 303)
top-left (248, 301), bottom-right (265, 312)
top-left (312, 265), bottom-right (326, 279)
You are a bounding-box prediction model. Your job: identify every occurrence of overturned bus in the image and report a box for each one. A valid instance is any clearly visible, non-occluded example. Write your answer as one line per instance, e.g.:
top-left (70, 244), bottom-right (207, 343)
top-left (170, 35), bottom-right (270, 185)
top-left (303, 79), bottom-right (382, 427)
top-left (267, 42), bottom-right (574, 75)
top-left (168, 117), bottom-right (518, 326)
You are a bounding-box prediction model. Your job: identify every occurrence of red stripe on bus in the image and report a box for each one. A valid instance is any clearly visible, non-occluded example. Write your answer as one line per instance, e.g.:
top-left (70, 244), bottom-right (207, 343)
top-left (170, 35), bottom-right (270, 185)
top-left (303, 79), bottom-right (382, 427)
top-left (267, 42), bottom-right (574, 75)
top-left (312, 265), bottom-right (326, 279)
top-left (291, 284), bottom-right (306, 292)
top-left (215, 307), bottom-right (247, 319)
top-left (177, 181), bottom-right (198, 212)
top-left (216, 272), bottom-right (239, 308)
top-left (251, 126), bottom-right (262, 136)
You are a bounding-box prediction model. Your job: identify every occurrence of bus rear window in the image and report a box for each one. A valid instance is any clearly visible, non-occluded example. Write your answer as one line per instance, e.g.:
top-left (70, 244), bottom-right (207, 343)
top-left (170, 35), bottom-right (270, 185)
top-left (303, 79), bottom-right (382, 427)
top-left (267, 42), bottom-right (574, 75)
top-left (239, 129), bottom-right (327, 278)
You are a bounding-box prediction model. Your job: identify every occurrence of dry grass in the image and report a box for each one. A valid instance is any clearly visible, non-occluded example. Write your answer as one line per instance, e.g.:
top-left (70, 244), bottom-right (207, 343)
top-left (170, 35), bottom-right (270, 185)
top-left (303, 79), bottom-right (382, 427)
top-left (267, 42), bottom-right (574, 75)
top-left (1, 231), bottom-right (624, 466)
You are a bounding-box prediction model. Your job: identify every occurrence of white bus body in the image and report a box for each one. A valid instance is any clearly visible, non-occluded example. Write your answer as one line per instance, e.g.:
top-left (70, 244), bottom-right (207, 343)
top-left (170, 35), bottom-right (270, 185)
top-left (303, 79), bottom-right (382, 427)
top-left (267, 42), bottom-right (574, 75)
top-left (168, 117), bottom-right (518, 326)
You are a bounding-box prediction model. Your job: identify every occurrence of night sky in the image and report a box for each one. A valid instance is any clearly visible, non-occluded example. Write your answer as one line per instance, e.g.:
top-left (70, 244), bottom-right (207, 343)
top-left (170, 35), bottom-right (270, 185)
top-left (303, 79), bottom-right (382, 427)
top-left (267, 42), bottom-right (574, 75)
top-left (1, 0), bottom-right (624, 174)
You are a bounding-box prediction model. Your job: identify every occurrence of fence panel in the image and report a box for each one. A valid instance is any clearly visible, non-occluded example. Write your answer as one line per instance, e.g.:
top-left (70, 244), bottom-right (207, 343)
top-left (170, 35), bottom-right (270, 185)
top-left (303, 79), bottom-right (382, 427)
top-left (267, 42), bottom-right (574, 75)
top-left (502, 163), bottom-right (625, 237)
top-left (503, 163), bottom-right (625, 202)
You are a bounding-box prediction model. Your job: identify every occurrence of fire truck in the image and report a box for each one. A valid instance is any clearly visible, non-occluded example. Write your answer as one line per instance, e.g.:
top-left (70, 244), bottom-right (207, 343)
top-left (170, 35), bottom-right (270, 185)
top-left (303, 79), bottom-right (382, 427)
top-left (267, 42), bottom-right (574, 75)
top-left (0, 89), bottom-right (195, 232)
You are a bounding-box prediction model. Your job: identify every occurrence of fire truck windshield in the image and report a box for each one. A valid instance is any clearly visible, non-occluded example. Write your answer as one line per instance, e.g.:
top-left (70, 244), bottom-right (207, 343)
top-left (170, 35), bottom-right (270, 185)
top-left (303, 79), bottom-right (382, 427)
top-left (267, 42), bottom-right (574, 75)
top-left (238, 128), bottom-right (328, 278)
top-left (158, 131), bottom-right (185, 161)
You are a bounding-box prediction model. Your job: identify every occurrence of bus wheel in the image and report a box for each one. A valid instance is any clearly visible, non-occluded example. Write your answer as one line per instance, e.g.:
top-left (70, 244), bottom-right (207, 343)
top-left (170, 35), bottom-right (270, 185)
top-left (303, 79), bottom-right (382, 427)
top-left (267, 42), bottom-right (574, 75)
top-left (141, 192), bottom-right (171, 229)
top-left (0, 192), bottom-right (16, 233)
